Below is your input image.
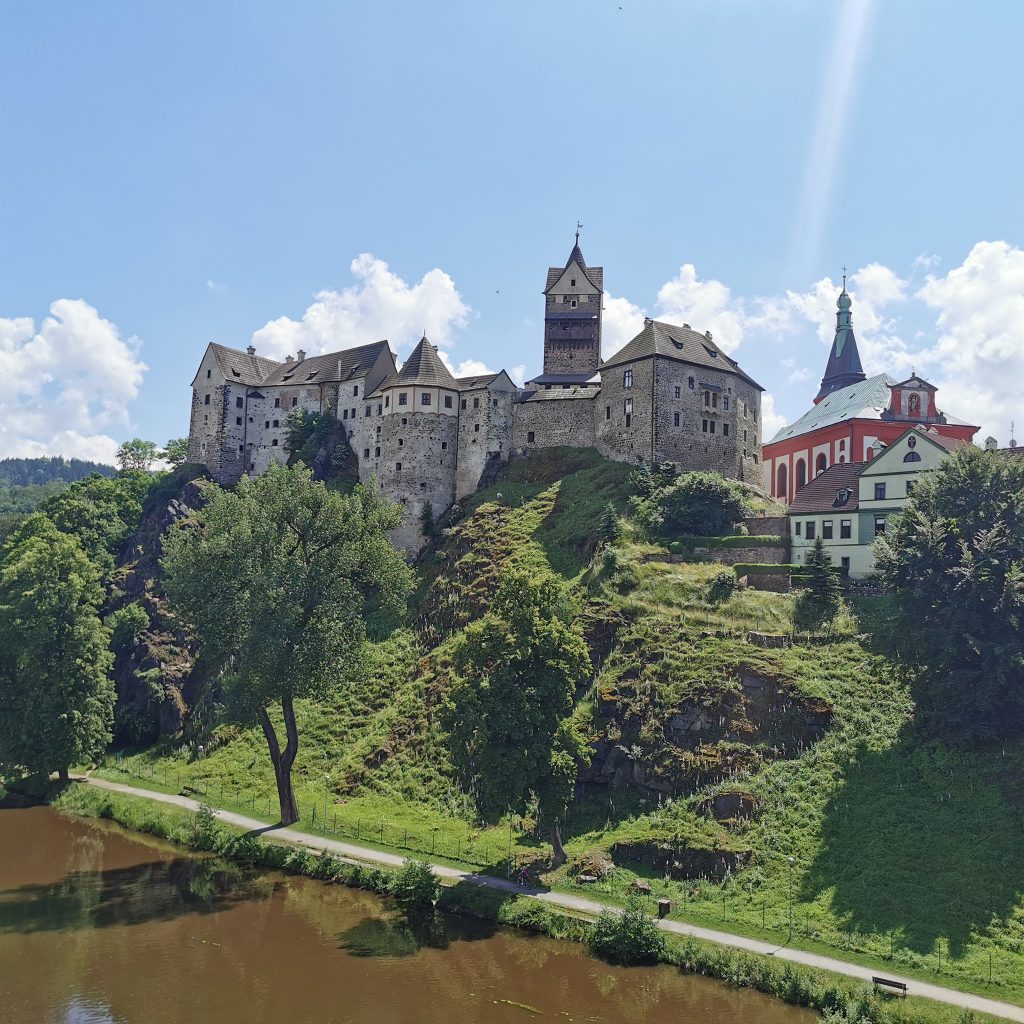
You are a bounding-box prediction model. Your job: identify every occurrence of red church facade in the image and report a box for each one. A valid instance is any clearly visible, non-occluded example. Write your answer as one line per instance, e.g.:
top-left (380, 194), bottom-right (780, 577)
top-left (763, 289), bottom-right (978, 501)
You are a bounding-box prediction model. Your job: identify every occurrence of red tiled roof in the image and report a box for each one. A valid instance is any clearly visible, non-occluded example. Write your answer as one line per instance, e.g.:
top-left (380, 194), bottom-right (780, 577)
top-left (786, 462), bottom-right (865, 515)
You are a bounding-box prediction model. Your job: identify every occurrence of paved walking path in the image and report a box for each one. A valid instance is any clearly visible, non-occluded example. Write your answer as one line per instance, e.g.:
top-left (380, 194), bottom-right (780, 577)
top-left (78, 775), bottom-right (1024, 1023)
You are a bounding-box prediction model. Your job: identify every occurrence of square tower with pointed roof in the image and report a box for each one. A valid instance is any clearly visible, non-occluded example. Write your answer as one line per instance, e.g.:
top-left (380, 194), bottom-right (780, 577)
top-left (542, 234), bottom-right (603, 379)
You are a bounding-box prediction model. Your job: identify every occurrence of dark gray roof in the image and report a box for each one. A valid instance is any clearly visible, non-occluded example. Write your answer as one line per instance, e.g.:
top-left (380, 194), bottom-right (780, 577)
top-left (209, 344), bottom-right (281, 386)
top-left (600, 319), bottom-right (762, 389)
top-left (816, 290), bottom-right (866, 401)
top-left (525, 372), bottom-right (601, 386)
top-left (393, 336), bottom-right (459, 389)
top-left (260, 340), bottom-right (392, 386)
top-left (456, 373), bottom-right (498, 390)
top-left (544, 242), bottom-right (604, 293)
top-left (517, 386), bottom-right (597, 403)
top-left (786, 462), bottom-right (865, 515)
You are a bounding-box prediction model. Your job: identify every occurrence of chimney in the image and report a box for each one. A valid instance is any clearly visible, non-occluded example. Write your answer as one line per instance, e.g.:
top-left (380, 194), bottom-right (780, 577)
top-left (297, 349), bottom-right (306, 362)
top-left (246, 345), bottom-right (256, 356)
top-left (285, 354), bottom-right (294, 364)
top-left (985, 436), bottom-right (998, 452)
top-left (705, 330), bottom-right (713, 341)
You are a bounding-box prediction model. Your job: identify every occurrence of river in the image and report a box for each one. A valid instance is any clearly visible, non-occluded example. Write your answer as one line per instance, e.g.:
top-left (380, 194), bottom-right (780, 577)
top-left (0, 806), bottom-right (813, 1023)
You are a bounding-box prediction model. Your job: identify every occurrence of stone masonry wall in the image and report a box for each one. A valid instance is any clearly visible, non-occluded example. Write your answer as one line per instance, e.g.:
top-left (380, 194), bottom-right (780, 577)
top-left (376, 398), bottom-right (459, 552)
top-left (512, 393), bottom-right (597, 451)
top-left (456, 386), bottom-right (516, 499)
top-left (595, 358), bottom-right (655, 465)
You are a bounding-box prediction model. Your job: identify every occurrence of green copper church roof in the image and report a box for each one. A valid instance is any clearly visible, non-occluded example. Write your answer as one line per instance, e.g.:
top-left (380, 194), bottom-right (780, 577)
top-left (770, 373), bottom-right (895, 443)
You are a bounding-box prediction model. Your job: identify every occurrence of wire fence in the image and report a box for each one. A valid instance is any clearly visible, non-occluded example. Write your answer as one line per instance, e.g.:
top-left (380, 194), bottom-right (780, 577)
top-left (108, 757), bottom-right (1018, 994)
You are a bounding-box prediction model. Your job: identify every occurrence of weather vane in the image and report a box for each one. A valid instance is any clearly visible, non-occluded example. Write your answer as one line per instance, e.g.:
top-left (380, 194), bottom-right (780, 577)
top-left (575, 220), bottom-right (583, 243)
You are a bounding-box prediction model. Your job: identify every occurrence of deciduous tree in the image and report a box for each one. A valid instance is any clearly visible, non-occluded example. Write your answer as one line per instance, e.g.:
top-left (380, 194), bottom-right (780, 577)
top-left (0, 515), bottom-right (114, 781)
top-left (162, 464), bottom-right (411, 825)
top-left (117, 438), bottom-right (158, 473)
top-left (445, 566), bottom-right (591, 866)
top-left (875, 446), bottom-right (1024, 742)
top-left (159, 438), bottom-right (190, 469)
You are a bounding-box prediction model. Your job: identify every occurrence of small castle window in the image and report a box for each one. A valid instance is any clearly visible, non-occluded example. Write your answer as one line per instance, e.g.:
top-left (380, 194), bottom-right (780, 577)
top-left (492, 398), bottom-right (498, 407)
top-left (272, 439), bottom-right (279, 447)
top-left (674, 386), bottom-right (681, 399)
top-left (625, 414), bottom-right (631, 427)
top-left (291, 398), bottom-right (297, 407)
top-left (396, 462), bottom-right (402, 471)
top-left (605, 406), bottom-right (610, 420)
top-left (376, 425), bottom-right (381, 434)
top-left (570, 278), bottom-right (576, 287)
top-left (207, 369), bottom-right (211, 378)
top-left (275, 398), bottom-right (281, 408)
top-left (441, 441), bottom-right (448, 450)
top-left (527, 431), bottom-right (535, 443)
top-left (265, 420), bottom-right (270, 428)
top-left (366, 405), bottom-right (372, 417)
top-left (204, 394), bottom-right (210, 405)
top-left (272, 419), bottom-right (279, 428)
top-left (461, 399), bottom-right (467, 410)
top-left (343, 409), bottom-right (348, 419)
top-left (473, 397), bottom-right (480, 408)
top-left (385, 396), bottom-right (390, 408)
top-left (421, 393), bottom-right (431, 406)
top-left (702, 419), bottom-right (708, 433)
top-left (795, 521), bottom-right (801, 536)
top-left (375, 446), bottom-right (380, 457)
top-left (688, 377), bottom-right (695, 390)
top-left (236, 397), bottom-right (243, 408)
top-left (623, 369), bottom-right (633, 389)
top-left (445, 395), bottom-right (453, 409)
top-left (399, 393), bottom-right (408, 406)
top-left (723, 397), bottom-right (729, 411)
top-left (353, 385), bottom-right (359, 397)
top-left (673, 412), bottom-right (680, 427)
top-left (723, 423), bottom-right (729, 437)
top-left (402, 417), bottom-right (408, 426)
top-left (377, 404), bottom-right (382, 415)
top-left (236, 417), bottom-right (242, 426)
top-left (709, 420), bottom-right (716, 434)
top-left (363, 448), bottom-right (370, 458)
top-left (474, 424), bottom-right (480, 433)
top-left (570, 299), bottom-right (577, 308)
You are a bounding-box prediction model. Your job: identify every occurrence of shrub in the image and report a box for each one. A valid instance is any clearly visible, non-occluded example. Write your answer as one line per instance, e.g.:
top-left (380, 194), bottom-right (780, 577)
top-left (631, 471), bottom-right (748, 538)
top-left (589, 895), bottom-right (666, 964)
top-left (597, 502), bottom-right (622, 546)
top-left (105, 602), bottom-right (149, 653)
top-left (188, 803), bottom-right (220, 850)
top-left (391, 859), bottom-right (441, 913)
top-left (707, 571), bottom-right (736, 604)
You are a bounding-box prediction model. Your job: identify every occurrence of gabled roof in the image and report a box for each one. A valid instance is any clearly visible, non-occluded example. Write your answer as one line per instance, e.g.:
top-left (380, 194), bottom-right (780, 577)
top-left (392, 335), bottom-right (459, 389)
top-left (208, 343), bottom-right (281, 386)
top-left (770, 374), bottom-right (896, 444)
top-left (525, 371), bottom-right (601, 387)
top-left (516, 386), bottom-right (597, 403)
top-left (544, 241), bottom-right (604, 293)
top-left (260, 340), bottom-right (392, 386)
top-left (456, 373), bottom-right (498, 390)
top-left (787, 462), bottom-right (865, 515)
top-left (863, 427), bottom-right (964, 472)
top-left (1000, 446), bottom-right (1024, 460)
top-left (601, 318), bottom-right (763, 389)
top-left (892, 374), bottom-right (938, 391)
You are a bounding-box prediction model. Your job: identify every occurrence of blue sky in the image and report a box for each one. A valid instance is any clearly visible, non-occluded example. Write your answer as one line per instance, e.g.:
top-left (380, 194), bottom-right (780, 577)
top-left (1, 1), bottom-right (1022, 462)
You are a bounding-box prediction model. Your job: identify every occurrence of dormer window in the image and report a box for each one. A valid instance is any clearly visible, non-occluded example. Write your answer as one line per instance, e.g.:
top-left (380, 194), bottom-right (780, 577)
top-left (836, 488), bottom-right (851, 505)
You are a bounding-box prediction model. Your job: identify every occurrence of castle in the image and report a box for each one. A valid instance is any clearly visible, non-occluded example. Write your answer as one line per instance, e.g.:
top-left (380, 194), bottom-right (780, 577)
top-left (188, 238), bottom-right (766, 549)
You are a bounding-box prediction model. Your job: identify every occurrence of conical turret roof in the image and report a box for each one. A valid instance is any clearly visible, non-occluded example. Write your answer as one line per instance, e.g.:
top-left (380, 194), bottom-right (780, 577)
top-left (395, 335), bottom-right (458, 389)
top-left (815, 288), bottom-right (866, 402)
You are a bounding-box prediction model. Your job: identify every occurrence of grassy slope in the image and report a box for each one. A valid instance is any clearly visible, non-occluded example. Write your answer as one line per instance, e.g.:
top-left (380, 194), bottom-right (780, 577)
top-left (103, 447), bottom-right (1024, 1005)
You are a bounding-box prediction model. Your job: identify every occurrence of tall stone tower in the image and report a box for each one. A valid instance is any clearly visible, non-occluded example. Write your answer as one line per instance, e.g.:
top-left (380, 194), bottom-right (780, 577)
top-left (376, 335), bottom-right (460, 552)
top-left (542, 232), bottom-right (603, 380)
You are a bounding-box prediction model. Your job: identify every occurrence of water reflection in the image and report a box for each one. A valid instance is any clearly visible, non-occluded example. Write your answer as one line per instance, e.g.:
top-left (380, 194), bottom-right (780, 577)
top-left (0, 807), bottom-right (812, 1024)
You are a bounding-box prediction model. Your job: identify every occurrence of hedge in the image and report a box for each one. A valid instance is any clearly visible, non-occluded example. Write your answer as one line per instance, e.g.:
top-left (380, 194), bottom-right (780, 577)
top-left (681, 535), bottom-right (789, 549)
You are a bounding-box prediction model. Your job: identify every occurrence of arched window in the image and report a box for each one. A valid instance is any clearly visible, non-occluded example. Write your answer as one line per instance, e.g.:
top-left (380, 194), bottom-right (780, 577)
top-left (777, 463), bottom-right (788, 498)
top-left (815, 453), bottom-right (827, 476)
top-left (795, 459), bottom-right (807, 492)
top-left (903, 451), bottom-right (922, 463)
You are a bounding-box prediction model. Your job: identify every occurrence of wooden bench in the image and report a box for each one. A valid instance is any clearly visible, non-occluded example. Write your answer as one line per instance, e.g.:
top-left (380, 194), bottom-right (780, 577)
top-left (872, 976), bottom-right (908, 998)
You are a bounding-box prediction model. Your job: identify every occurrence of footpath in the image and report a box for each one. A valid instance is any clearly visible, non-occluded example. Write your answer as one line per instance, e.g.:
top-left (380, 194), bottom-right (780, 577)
top-left (78, 775), bottom-right (1024, 1023)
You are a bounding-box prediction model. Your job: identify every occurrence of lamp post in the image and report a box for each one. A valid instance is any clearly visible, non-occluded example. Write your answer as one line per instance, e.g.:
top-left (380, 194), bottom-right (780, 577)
top-left (787, 856), bottom-right (796, 940)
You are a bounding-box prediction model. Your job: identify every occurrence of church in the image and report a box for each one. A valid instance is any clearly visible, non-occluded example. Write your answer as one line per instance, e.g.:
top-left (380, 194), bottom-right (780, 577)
top-left (762, 283), bottom-right (978, 500)
top-left (188, 237), bottom-right (765, 550)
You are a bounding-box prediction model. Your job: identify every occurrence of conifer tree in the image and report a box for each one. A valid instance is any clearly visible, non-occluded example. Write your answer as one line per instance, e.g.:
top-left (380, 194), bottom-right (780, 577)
top-left (598, 502), bottom-right (622, 546)
top-left (794, 537), bottom-right (841, 632)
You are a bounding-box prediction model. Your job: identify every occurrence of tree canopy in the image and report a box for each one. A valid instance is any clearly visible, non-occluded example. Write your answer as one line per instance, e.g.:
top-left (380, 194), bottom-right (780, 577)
top-left (875, 446), bottom-right (1024, 743)
top-left (162, 464), bottom-right (412, 824)
top-left (0, 515), bottom-right (114, 781)
top-left (160, 438), bottom-right (190, 470)
top-left (117, 438), bottom-right (159, 473)
top-left (630, 470), bottom-right (747, 538)
top-left (444, 566), bottom-right (592, 865)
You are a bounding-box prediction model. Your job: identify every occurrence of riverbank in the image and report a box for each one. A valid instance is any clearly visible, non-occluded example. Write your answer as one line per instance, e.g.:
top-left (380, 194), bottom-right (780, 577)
top-left (55, 780), bottom-right (1018, 1024)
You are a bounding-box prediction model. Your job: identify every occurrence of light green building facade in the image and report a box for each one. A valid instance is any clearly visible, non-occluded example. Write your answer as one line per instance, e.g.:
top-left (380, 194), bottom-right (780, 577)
top-left (788, 428), bottom-right (958, 579)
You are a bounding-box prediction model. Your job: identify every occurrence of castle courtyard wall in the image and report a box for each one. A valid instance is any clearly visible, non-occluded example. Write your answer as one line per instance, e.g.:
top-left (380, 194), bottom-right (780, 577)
top-left (512, 391), bottom-right (597, 452)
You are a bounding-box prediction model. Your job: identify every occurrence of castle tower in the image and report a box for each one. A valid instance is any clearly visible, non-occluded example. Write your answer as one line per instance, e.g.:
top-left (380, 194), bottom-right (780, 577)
top-left (815, 280), bottom-right (867, 403)
top-left (541, 231), bottom-right (604, 381)
top-left (376, 335), bottom-right (460, 552)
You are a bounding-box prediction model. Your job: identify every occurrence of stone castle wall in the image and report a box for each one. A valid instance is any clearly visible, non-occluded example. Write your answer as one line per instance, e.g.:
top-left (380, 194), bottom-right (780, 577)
top-left (596, 359), bottom-right (655, 465)
top-left (513, 392), bottom-right (597, 452)
top-left (456, 386), bottom-right (516, 499)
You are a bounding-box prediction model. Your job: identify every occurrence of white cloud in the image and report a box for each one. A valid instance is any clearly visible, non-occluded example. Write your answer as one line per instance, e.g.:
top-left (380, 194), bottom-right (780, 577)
top-left (437, 353), bottom-right (493, 379)
top-left (251, 253), bottom-right (471, 362)
top-left (206, 279), bottom-right (226, 293)
top-left (760, 393), bottom-right (788, 441)
top-left (601, 293), bottom-right (646, 357)
top-left (916, 240), bottom-right (1024, 444)
top-left (655, 265), bottom-right (745, 353)
top-left (509, 364), bottom-right (526, 387)
top-left (0, 299), bottom-right (146, 463)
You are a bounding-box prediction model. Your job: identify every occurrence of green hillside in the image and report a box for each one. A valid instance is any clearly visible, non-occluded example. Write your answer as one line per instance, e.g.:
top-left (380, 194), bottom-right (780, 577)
top-left (98, 448), bottom-right (1024, 1006)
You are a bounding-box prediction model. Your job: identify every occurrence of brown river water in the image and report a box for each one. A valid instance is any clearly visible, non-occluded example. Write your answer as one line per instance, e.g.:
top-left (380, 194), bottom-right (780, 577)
top-left (0, 806), bottom-right (813, 1024)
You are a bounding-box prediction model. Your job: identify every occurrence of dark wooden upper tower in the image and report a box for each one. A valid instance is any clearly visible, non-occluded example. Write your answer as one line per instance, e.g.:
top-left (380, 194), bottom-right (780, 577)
top-left (541, 234), bottom-right (603, 381)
